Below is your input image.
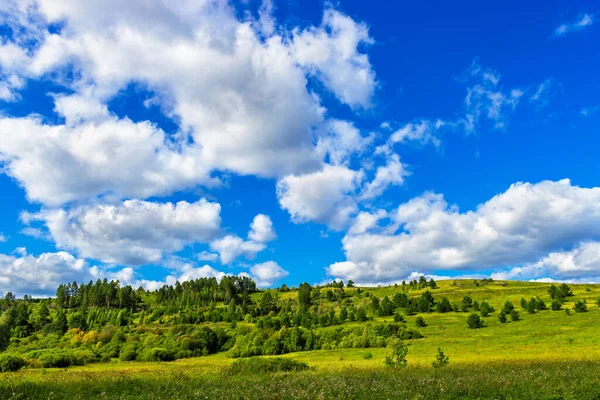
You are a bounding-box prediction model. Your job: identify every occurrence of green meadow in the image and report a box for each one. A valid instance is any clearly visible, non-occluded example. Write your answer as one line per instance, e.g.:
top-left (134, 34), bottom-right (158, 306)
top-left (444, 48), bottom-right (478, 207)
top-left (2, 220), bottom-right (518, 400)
top-left (2, 279), bottom-right (600, 399)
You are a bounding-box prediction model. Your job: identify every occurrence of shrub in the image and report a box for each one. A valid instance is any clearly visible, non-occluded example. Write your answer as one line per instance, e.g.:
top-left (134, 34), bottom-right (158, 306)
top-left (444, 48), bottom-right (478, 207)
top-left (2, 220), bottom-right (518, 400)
top-left (363, 352), bottom-right (373, 360)
top-left (574, 300), bottom-right (588, 313)
top-left (119, 344), bottom-right (137, 361)
top-left (479, 301), bottom-right (494, 317)
top-left (432, 348), bottom-right (449, 368)
top-left (510, 310), bottom-right (520, 321)
top-left (498, 311), bottom-right (507, 324)
top-left (565, 308), bottom-right (572, 316)
top-left (393, 313), bottom-right (405, 323)
top-left (551, 300), bottom-right (562, 311)
top-left (596, 297), bottom-right (600, 307)
top-left (228, 358), bottom-right (309, 375)
top-left (0, 354), bottom-right (26, 372)
top-left (415, 316), bottom-right (427, 327)
top-left (139, 348), bottom-right (176, 362)
top-left (384, 341), bottom-right (408, 369)
top-left (466, 313), bottom-right (484, 329)
top-left (501, 301), bottom-right (514, 314)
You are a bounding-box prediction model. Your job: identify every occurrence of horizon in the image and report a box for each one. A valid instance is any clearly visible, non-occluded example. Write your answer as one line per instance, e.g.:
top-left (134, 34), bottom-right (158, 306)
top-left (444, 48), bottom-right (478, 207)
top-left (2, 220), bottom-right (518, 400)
top-left (0, 0), bottom-right (599, 297)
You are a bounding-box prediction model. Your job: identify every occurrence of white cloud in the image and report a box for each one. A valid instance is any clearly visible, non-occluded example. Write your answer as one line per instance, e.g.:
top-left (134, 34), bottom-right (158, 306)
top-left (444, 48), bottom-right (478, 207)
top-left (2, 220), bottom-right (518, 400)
top-left (0, 1), bottom-right (378, 207)
top-left (581, 104), bottom-right (600, 117)
top-left (0, 233), bottom-right (6, 242)
top-left (554, 14), bottom-right (594, 37)
top-left (359, 154), bottom-right (410, 200)
top-left (328, 179), bottom-right (600, 284)
top-left (250, 260), bottom-right (289, 287)
top-left (209, 235), bottom-right (266, 264)
top-left (462, 60), bottom-right (522, 132)
top-left (389, 120), bottom-right (444, 148)
top-left (492, 241), bottom-right (600, 281)
top-left (25, 198), bottom-right (221, 265)
top-left (209, 213), bottom-right (277, 264)
top-left (0, 115), bottom-right (217, 206)
top-left (315, 120), bottom-right (372, 166)
top-left (248, 214), bottom-right (277, 243)
top-left (277, 164), bottom-right (364, 230)
top-left (292, 8), bottom-right (376, 108)
top-left (0, 250), bottom-right (99, 297)
top-left (348, 209), bottom-right (387, 235)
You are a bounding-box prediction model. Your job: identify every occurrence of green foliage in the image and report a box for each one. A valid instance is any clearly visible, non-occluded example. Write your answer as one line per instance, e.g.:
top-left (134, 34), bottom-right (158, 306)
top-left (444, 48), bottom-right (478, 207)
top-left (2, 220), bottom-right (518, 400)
top-left (393, 312), bottom-right (405, 323)
top-left (384, 340), bottom-right (408, 368)
top-left (139, 348), bottom-right (176, 362)
top-left (510, 310), bottom-right (520, 321)
top-left (363, 352), bottom-right (373, 360)
top-left (501, 301), bottom-right (514, 314)
top-left (415, 316), bottom-right (427, 327)
top-left (466, 313), bottom-right (484, 329)
top-left (574, 300), bottom-right (588, 313)
top-left (432, 347), bottom-right (449, 368)
top-left (551, 300), bottom-right (563, 311)
top-left (497, 311), bottom-right (507, 323)
top-left (227, 357), bottom-right (310, 375)
top-left (0, 354), bottom-right (26, 372)
top-left (479, 301), bottom-right (494, 317)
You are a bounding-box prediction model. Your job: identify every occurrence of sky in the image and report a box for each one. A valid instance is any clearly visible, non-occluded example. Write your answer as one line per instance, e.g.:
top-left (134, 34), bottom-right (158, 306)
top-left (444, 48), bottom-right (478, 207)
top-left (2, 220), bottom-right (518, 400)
top-left (0, 0), bottom-right (599, 296)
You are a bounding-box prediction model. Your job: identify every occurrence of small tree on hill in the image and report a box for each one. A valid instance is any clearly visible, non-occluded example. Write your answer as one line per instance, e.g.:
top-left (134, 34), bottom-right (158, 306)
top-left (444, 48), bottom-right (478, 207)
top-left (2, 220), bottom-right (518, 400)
top-left (498, 310), bottom-right (507, 323)
top-left (467, 313), bottom-right (484, 329)
top-left (501, 300), bottom-right (514, 314)
top-left (551, 300), bottom-right (562, 311)
top-left (384, 340), bottom-right (408, 369)
top-left (479, 301), bottom-right (494, 317)
top-left (510, 310), bottom-right (520, 321)
top-left (574, 300), bottom-right (588, 313)
top-left (432, 348), bottom-right (449, 368)
top-left (415, 316), bottom-right (427, 327)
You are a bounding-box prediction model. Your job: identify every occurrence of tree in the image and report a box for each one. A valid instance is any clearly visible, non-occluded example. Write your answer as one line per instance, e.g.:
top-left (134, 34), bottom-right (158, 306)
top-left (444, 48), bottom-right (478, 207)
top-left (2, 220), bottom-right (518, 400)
top-left (393, 312), bottom-right (405, 323)
top-left (432, 348), bottom-right (449, 368)
top-left (498, 311), bottom-right (507, 323)
top-left (260, 291), bottom-right (275, 315)
top-left (479, 301), bottom-right (494, 317)
top-left (436, 297), bottom-right (452, 313)
top-left (379, 296), bottom-right (394, 316)
top-left (356, 308), bottom-right (368, 322)
top-left (428, 279), bottom-right (438, 289)
top-left (574, 300), bottom-right (587, 313)
top-left (298, 283), bottom-right (312, 309)
top-left (346, 280), bottom-right (355, 288)
top-left (384, 341), bottom-right (408, 368)
top-left (467, 313), bottom-right (484, 329)
top-left (415, 316), bottom-right (427, 327)
top-left (501, 301), bottom-right (514, 314)
top-left (551, 300), bottom-right (562, 311)
top-left (54, 310), bottom-right (68, 334)
top-left (510, 310), bottom-right (520, 321)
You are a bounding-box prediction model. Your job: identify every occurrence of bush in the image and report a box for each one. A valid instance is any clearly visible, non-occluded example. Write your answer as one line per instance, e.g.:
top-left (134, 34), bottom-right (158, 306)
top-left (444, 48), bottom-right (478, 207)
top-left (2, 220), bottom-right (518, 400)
top-left (119, 344), bottom-right (137, 361)
top-left (0, 354), bottom-right (26, 372)
top-left (510, 310), bottom-right (520, 321)
top-left (551, 300), bottom-right (562, 311)
top-left (140, 348), bottom-right (176, 362)
top-left (384, 341), bottom-right (408, 369)
top-left (467, 313), bottom-right (484, 329)
top-left (479, 301), bottom-right (494, 317)
top-left (415, 316), bottom-right (427, 327)
top-left (363, 352), bottom-right (373, 360)
top-left (574, 300), bottom-right (588, 313)
top-left (498, 311), bottom-right (507, 324)
top-left (393, 313), bottom-right (405, 323)
top-left (228, 358), bottom-right (310, 375)
top-left (432, 348), bottom-right (449, 368)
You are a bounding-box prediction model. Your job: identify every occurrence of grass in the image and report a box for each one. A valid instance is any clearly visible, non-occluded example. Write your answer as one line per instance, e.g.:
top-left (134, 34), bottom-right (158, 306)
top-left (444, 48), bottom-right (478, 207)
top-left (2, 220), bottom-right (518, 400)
top-left (2, 280), bottom-right (600, 399)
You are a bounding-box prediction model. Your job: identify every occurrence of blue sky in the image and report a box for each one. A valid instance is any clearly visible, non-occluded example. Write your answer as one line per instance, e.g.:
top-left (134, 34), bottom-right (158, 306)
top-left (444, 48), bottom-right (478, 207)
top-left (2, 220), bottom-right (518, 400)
top-left (0, 0), bottom-right (599, 296)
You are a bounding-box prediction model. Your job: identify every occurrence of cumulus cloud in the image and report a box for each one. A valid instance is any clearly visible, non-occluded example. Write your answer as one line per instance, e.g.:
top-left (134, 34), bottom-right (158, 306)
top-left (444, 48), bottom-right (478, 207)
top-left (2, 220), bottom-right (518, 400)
top-left (554, 14), bottom-right (594, 37)
top-left (315, 120), bottom-right (372, 166)
top-left (24, 198), bottom-right (221, 265)
top-left (328, 179), bottom-right (600, 284)
top-left (250, 260), bottom-right (289, 287)
top-left (0, 250), bottom-right (99, 297)
top-left (359, 154), bottom-right (409, 200)
top-left (209, 235), bottom-right (266, 264)
top-left (209, 213), bottom-right (277, 264)
top-left (277, 164), bottom-right (364, 230)
top-left (0, 1), bottom-right (377, 206)
top-left (492, 241), bottom-right (600, 282)
top-left (0, 115), bottom-right (217, 206)
top-left (292, 8), bottom-right (376, 108)
top-left (0, 233), bottom-right (6, 242)
top-left (248, 214), bottom-right (277, 243)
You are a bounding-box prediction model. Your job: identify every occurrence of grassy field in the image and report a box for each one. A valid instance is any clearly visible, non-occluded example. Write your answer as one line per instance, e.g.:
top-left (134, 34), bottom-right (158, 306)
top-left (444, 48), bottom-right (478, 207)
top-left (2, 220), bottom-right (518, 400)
top-left (2, 280), bottom-right (600, 399)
